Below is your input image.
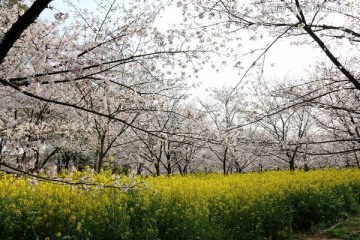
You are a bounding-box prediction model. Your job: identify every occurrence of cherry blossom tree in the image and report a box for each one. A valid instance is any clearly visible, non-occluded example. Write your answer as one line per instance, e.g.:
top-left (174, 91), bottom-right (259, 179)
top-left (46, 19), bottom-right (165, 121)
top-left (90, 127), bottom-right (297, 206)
top-left (0, 0), bottom-right (209, 131)
top-left (278, 64), bottom-right (360, 168)
top-left (178, 0), bottom-right (360, 170)
top-left (187, 0), bottom-right (360, 90)
top-left (199, 87), bottom-right (257, 174)
top-left (171, 0), bottom-right (360, 139)
top-left (0, 0), bottom-right (212, 173)
top-left (130, 98), bottom-right (205, 176)
top-left (256, 91), bottom-right (315, 170)
top-left (0, 88), bottom-right (90, 171)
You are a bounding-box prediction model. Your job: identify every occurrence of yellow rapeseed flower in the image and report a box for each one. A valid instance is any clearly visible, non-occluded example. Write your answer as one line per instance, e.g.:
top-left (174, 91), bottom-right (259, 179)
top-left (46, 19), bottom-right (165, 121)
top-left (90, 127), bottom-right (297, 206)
top-left (76, 222), bottom-right (82, 232)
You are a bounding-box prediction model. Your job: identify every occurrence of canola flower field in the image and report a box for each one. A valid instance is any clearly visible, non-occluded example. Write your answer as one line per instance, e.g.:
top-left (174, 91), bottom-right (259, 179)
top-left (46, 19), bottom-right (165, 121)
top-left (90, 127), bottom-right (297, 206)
top-left (0, 169), bottom-right (359, 240)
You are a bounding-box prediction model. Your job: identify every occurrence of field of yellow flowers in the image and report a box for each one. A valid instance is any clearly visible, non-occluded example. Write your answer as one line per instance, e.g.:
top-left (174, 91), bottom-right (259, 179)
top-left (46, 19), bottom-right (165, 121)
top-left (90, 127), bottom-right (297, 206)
top-left (0, 168), bottom-right (359, 240)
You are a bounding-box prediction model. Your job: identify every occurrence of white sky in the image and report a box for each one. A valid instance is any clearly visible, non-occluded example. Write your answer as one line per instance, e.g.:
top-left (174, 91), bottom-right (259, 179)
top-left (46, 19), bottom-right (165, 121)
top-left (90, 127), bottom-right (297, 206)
top-left (152, 2), bottom-right (322, 94)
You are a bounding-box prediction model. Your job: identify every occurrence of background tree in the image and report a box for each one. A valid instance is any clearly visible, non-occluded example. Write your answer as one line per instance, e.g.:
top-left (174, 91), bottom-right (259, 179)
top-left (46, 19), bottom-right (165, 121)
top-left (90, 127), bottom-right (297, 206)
top-left (254, 83), bottom-right (315, 170)
top-left (199, 87), bottom-right (256, 174)
top-left (131, 98), bottom-right (204, 176)
top-left (280, 64), bottom-right (360, 168)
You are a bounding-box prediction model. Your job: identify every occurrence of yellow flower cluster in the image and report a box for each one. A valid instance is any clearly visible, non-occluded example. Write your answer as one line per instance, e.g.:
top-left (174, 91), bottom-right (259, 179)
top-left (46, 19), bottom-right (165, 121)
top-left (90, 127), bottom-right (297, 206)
top-left (0, 168), bottom-right (359, 239)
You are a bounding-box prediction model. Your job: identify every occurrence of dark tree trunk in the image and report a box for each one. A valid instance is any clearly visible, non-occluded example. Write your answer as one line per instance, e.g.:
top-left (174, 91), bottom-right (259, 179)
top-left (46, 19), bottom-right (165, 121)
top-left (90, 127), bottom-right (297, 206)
top-left (154, 161), bottom-right (160, 176)
top-left (222, 147), bottom-right (228, 175)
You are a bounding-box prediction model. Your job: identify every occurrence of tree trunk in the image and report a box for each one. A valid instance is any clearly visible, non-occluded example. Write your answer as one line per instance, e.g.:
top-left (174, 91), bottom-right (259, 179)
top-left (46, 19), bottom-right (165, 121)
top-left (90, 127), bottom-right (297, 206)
top-left (96, 135), bottom-right (106, 173)
top-left (223, 147), bottom-right (228, 175)
top-left (154, 161), bottom-right (160, 176)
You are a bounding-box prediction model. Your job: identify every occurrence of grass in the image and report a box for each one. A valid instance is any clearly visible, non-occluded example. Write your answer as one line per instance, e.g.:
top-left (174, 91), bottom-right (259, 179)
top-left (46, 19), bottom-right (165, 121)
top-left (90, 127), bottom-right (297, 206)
top-left (325, 213), bottom-right (360, 240)
top-left (294, 213), bottom-right (360, 240)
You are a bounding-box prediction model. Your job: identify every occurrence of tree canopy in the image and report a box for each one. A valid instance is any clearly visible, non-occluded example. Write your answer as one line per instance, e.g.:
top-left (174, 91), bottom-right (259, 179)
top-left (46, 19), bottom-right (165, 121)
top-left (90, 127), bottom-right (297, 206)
top-left (0, 0), bottom-right (359, 175)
